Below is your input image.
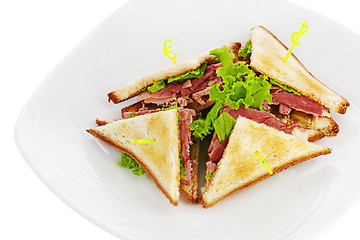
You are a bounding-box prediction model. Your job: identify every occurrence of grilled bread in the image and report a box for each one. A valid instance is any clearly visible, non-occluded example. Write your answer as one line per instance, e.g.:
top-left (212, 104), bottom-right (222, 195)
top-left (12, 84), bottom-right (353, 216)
top-left (87, 109), bottom-right (181, 206)
top-left (200, 116), bottom-right (331, 208)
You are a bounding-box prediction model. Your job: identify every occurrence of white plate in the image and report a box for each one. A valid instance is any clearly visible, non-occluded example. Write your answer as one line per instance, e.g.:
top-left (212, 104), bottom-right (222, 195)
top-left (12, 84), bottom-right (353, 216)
top-left (14, 0), bottom-right (360, 239)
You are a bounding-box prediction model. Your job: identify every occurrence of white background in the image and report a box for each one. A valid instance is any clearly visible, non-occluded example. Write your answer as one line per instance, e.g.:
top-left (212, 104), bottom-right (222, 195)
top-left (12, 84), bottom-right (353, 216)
top-left (1, 0), bottom-right (359, 239)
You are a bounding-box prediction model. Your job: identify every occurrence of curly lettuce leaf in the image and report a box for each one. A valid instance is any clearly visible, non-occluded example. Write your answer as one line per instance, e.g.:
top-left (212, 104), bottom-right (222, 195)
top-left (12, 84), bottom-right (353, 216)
top-left (168, 62), bottom-right (207, 83)
top-left (118, 153), bottom-right (145, 176)
top-left (146, 80), bottom-right (166, 93)
top-left (213, 111), bottom-right (236, 142)
top-left (189, 101), bottom-right (224, 140)
top-left (209, 46), bottom-right (272, 111)
top-left (269, 79), bottom-right (300, 96)
top-left (238, 40), bottom-right (252, 59)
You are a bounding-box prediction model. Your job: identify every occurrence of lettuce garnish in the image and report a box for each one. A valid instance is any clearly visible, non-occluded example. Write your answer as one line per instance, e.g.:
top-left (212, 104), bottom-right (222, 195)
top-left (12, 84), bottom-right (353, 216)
top-left (205, 171), bottom-right (214, 180)
top-left (189, 101), bottom-right (224, 140)
top-left (180, 156), bottom-right (186, 179)
top-left (168, 62), bottom-right (207, 83)
top-left (213, 112), bottom-right (236, 142)
top-left (238, 40), bottom-right (252, 59)
top-left (189, 46), bottom-right (272, 141)
top-left (269, 79), bottom-right (300, 96)
top-left (118, 153), bottom-right (145, 176)
top-left (141, 62), bottom-right (207, 94)
top-left (209, 46), bottom-right (272, 111)
top-left (146, 81), bottom-right (166, 93)
top-left (190, 46), bottom-right (273, 140)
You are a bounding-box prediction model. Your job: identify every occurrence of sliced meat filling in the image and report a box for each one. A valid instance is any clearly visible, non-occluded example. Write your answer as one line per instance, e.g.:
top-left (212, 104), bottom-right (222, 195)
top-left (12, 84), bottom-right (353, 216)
top-left (137, 63), bottom-right (222, 108)
top-left (269, 87), bottom-right (324, 116)
top-left (206, 105), bottom-right (297, 174)
top-left (178, 108), bottom-right (196, 185)
top-left (122, 107), bottom-right (196, 185)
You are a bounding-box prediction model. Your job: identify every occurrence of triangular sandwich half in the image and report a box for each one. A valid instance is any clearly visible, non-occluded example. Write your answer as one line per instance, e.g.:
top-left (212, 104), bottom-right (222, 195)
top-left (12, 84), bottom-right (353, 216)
top-left (250, 25), bottom-right (349, 139)
top-left (200, 116), bottom-right (331, 208)
top-left (87, 109), bottom-right (181, 206)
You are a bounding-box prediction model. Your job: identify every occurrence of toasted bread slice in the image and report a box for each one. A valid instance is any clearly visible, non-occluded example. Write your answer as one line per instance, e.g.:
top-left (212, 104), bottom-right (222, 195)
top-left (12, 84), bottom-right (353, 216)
top-left (87, 109), bottom-right (181, 206)
top-left (250, 25), bottom-right (349, 114)
top-left (108, 42), bottom-right (239, 103)
top-left (180, 139), bottom-right (200, 203)
top-left (200, 116), bottom-right (331, 208)
top-left (291, 111), bottom-right (339, 137)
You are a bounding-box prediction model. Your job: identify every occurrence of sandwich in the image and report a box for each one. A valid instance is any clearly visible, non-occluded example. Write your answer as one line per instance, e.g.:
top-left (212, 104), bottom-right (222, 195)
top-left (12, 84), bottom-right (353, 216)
top-left (200, 116), bottom-right (331, 208)
top-left (87, 109), bottom-right (182, 206)
top-left (89, 25), bottom-right (348, 207)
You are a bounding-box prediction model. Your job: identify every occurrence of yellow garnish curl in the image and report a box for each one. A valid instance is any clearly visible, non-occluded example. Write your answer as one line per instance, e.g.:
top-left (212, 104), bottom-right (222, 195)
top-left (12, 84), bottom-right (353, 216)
top-left (163, 39), bottom-right (177, 64)
top-left (255, 151), bottom-right (273, 175)
top-left (283, 21), bottom-right (309, 63)
top-left (131, 139), bottom-right (156, 144)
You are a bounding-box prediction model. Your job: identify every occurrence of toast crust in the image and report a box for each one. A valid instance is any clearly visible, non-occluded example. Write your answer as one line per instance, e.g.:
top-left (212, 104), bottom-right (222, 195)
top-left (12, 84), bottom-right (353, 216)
top-left (87, 110), bottom-right (181, 206)
top-left (200, 116), bottom-right (331, 208)
top-left (179, 139), bottom-right (200, 203)
top-left (250, 25), bottom-right (349, 114)
top-left (200, 148), bottom-right (330, 208)
top-left (108, 42), bottom-right (239, 103)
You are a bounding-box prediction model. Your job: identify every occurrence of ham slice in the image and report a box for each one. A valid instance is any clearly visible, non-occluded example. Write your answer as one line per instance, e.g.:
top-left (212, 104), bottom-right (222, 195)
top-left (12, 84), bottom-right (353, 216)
top-left (208, 133), bottom-right (229, 163)
top-left (279, 104), bottom-right (292, 115)
top-left (138, 81), bottom-right (183, 105)
top-left (224, 105), bottom-right (296, 134)
top-left (122, 109), bottom-right (161, 119)
top-left (180, 63), bottom-right (221, 96)
top-left (137, 63), bottom-right (221, 107)
top-left (205, 105), bottom-right (297, 173)
top-left (270, 87), bottom-right (323, 116)
top-left (178, 108), bottom-right (196, 185)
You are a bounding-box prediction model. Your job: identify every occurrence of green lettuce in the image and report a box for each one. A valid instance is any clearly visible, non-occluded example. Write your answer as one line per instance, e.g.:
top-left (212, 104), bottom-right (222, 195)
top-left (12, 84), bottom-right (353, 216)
top-left (269, 79), bottom-right (300, 96)
top-left (168, 62), bottom-right (207, 83)
top-left (180, 157), bottom-right (186, 179)
top-left (189, 46), bottom-right (273, 141)
top-left (189, 101), bottom-right (224, 140)
top-left (118, 153), bottom-right (145, 176)
top-left (209, 46), bottom-right (272, 111)
top-left (213, 111), bottom-right (236, 142)
top-left (146, 80), bottom-right (166, 93)
top-left (205, 171), bottom-right (214, 180)
top-left (238, 40), bottom-right (252, 59)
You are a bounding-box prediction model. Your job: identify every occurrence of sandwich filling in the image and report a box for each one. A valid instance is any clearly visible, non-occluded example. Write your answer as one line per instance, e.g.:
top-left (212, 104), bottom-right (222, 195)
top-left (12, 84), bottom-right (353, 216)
top-left (190, 42), bottom-right (329, 178)
top-left (113, 40), bottom-right (334, 187)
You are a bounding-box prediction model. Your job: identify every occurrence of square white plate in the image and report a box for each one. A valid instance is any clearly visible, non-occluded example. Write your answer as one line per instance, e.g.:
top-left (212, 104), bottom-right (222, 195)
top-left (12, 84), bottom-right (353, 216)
top-left (15, 0), bottom-right (360, 239)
